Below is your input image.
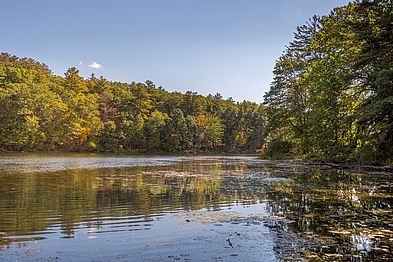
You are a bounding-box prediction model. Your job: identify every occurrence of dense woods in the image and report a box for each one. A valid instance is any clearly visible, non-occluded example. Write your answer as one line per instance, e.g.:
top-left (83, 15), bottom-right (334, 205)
top-left (0, 0), bottom-right (391, 165)
top-left (0, 53), bottom-right (264, 153)
top-left (263, 0), bottom-right (392, 165)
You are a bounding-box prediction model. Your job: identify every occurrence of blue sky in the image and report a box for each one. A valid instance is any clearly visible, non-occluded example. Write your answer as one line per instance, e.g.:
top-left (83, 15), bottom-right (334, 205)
top-left (1, 0), bottom-right (350, 102)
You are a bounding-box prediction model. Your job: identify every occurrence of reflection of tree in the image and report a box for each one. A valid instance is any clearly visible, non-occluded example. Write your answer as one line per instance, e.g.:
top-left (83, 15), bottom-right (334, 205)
top-left (0, 159), bottom-right (391, 260)
top-left (263, 169), bottom-right (393, 260)
top-left (0, 160), bottom-right (246, 240)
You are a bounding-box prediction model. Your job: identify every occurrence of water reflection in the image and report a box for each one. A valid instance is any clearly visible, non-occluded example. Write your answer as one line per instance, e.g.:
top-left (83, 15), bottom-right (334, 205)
top-left (0, 154), bottom-right (392, 261)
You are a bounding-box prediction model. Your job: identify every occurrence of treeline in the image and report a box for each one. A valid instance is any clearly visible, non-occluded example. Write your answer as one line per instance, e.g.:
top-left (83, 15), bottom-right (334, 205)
top-left (2, 1), bottom-right (391, 164)
top-left (0, 53), bottom-right (264, 153)
top-left (263, 0), bottom-right (392, 165)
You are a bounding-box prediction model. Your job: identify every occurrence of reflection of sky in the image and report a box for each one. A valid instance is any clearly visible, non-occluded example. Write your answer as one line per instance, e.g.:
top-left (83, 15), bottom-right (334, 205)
top-left (1, 0), bottom-right (351, 102)
top-left (2, 203), bottom-right (278, 261)
top-left (0, 154), bottom-right (266, 173)
top-left (0, 155), bottom-right (391, 260)
top-left (351, 233), bottom-right (373, 252)
top-left (0, 155), bottom-right (183, 173)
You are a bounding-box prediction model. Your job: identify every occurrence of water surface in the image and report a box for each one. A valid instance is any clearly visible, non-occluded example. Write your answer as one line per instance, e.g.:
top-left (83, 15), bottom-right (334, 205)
top-left (0, 154), bottom-right (392, 261)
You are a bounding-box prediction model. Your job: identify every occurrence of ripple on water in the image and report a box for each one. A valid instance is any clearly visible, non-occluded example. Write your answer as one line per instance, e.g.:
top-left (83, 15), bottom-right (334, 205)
top-left (0, 154), bottom-right (392, 261)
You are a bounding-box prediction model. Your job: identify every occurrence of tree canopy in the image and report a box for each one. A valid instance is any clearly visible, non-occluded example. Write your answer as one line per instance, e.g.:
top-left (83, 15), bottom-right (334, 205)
top-left (0, 53), bottom-right (265, 153)
top-left (263, 0), bottom-right (393, 165)
top-left (1, 1), bottom-right (391, 165)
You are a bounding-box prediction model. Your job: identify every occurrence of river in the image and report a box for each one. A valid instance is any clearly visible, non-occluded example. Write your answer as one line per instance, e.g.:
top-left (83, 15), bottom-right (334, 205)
top-left (0, 153), bottom-right (392, 261)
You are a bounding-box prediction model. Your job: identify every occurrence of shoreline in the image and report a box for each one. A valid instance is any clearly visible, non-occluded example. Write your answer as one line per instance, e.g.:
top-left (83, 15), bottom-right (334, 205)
top-left (0, 151), bottom-right (391, 170)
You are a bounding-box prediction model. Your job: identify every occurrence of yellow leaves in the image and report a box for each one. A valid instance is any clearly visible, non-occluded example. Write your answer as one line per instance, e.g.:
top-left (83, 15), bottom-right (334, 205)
top-left (89, 141), bottom-right (96, 149)
top-left (39, 132), bottom-right (47, 141)
top-left (80, 127), bottom-right (91, 143)
top-left (195, 114), bottom-right (207, 128)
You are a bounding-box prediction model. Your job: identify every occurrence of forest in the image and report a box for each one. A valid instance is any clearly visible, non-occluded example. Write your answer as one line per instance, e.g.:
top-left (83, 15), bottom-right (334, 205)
top-left (0, 0), bottom-right (392, 165)
top-left (263, 0), bottom-right (392, 165)
top-left (0, 53), bottom-right (264, 153)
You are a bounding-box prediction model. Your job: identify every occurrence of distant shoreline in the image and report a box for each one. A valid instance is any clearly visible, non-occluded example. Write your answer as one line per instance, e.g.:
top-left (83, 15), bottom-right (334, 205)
top-left (0, 151), bottom-right (391, 170)
top-left (0, 150), bottom-right (260, 156)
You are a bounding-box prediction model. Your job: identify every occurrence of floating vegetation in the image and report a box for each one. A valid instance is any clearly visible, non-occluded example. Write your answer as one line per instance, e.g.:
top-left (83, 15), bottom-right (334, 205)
top-left (176, 210), bottom-right (241, 224)
top-left (0, 156), bottom-right (392, 260)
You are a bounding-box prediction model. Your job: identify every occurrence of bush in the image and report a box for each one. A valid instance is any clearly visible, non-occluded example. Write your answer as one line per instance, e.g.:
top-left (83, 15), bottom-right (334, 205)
top-left (263, 139), bottom-right (293, 159)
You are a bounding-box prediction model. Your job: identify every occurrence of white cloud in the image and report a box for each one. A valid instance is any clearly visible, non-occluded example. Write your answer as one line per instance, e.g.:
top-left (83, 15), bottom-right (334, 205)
top-left (88, 61), bottom-right (102, 69)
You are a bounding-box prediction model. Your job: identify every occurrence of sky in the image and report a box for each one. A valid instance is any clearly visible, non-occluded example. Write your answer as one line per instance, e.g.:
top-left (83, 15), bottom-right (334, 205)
top-left (1, 0), bottom-right (350, 102)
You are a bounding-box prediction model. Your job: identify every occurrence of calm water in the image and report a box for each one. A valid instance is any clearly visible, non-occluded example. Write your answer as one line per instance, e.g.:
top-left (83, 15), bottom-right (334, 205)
top-left (0, 154), bottom-right (392, 261)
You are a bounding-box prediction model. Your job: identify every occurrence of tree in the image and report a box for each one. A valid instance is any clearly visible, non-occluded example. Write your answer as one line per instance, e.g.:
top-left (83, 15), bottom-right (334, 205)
top-left (263, 0), bottom-right (393, 164)
top-left (352, 0), bottom-right (393, 164)
top-left (195, 114), bottom-right (224, 150)
top-left (264, 16), bottom-right (320, 155)
top-left (0, 53), bottom-right (265, 154)
top-left (144, 111), bottom-right (169, 150)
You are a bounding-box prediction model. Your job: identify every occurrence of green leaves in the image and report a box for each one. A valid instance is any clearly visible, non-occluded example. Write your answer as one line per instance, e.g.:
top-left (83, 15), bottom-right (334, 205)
top-left (263, 0), bottom-right (393, 164)
top-left (0, 53), bottom-right (265, 153)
